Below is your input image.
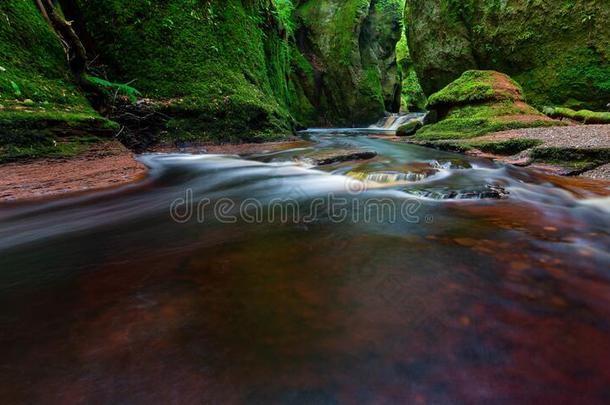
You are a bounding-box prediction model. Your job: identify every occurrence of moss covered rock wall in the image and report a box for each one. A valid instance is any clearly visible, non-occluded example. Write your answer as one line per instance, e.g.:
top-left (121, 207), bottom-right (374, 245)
top-left (0, 0), bottom-right (91, 112)
top-left (70, 0), bottom-right (303, 142)
top-left (406, 0), bottom-right (610, 110)
top-left (294, 0), bottom-right (403, 126)
top-left (0, 0), bottom-right (115, 162)
top-left (395, 30), bottom-right (426, 112)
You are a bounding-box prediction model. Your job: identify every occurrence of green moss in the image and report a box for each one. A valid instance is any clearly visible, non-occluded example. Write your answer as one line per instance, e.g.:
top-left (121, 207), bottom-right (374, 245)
top-left (396, 26), bottom-right (426, 111)
top-left (295, 0), bottom-right (402, 125)
top-left (417, 71), bottom-right (562, 140)
top-left (469, 138), bottom-right (543, 155)
top-left (407, 1), bottom-right (610, 110)
top-left (415, 117), bottom-right (557, 141)
top-left (416, 100), bottom-right (560, 141)
top-left (0, 1), bottom-right (92, 110)
top-left (74, 0), bottom-right (298, 141)
top-left (516, 47), bottom-right (610, 110)
top-left (530, 147), bottom-right (610, 172)
top-left (0, 109), bottom-right (116, 162)
top-left (0, 0), bottom-right (115, 161)
top-left (427, 70), bottom-right (521, 109)
top-left (396, 119), bottom-right (422, 136)
top-left (0, 135), bottom-right (104, 163)
top-left (0, 110), bottom-right (117, 130)
top-left (543, 107), bottom-right (610, 124)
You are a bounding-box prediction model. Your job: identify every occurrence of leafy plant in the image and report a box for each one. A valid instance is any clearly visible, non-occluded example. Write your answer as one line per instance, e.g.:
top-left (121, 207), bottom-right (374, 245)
top-left (86, 75), bottom-right (141, 103)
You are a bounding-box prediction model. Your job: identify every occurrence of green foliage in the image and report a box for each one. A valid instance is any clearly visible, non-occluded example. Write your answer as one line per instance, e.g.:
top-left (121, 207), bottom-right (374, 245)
top-left (295, 0), bottom-right (403, 125)
top-left (10, 80), bottom-right (21, 98)
top-left (85, 76), bottom-right (141, 103)
top-left (274, 0), bottom-right (296, 34)
top-left (0, 0), bottom-right (113, 160)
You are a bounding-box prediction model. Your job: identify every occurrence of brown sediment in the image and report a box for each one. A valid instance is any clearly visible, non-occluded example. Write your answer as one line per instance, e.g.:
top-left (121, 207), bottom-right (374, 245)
top-left (148, 139), bottom-right (314, 156)
top-left (489, 71), bottom-right (523, 101)
top-left (0, 141), bottom-right (147, 203)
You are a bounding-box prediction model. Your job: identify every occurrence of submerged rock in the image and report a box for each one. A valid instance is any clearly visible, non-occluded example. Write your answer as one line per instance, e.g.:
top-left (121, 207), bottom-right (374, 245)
top-left (429, 159), bottom-right (472, 170)
top-left (406, 185), bottom-right (509, 200)
top-left (299, 149), bottom-right (377, 166)
top-left (346, 162), bottom-right (440, 185)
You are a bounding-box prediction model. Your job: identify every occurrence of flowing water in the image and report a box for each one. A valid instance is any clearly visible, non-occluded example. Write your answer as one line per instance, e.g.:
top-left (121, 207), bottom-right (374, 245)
top-left (1, 129), bottom-right (610, 403)
top-left (369, 113), bottom-right (426, 131)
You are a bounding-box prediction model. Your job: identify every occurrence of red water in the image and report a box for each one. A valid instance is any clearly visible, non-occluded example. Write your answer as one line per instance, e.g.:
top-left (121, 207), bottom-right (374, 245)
top-left (1, 137), bottom-right (609, 403)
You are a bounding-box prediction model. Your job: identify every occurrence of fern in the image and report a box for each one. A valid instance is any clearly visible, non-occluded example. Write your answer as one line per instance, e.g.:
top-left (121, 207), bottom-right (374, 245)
top-left (86, 75), bottom-right (141, 103)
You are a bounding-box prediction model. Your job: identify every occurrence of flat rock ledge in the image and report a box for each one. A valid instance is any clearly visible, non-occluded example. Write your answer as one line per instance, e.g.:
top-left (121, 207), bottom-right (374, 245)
top-left (0, 141), bottom-right (147, 203)
top-left (298, 149), bottom-right (378, 166)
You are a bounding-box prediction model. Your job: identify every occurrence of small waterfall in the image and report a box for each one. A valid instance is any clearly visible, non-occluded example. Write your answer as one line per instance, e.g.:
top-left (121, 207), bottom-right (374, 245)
top-left (369, 112), bottom-right (426, 131)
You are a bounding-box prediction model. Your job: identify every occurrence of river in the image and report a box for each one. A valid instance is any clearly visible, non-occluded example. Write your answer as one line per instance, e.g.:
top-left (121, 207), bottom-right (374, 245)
top-left (1, 129), bottom-right (609, 403)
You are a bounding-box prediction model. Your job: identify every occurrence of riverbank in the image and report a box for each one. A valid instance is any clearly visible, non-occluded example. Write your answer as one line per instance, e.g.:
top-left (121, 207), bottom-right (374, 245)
top-left (148, 138), bottom-right (313, 156)
top-left (0, 139), bottom-right (316, 203)
top-left (2, 127), bottom-right (610, 204)
top-left (0, 141), bottom-right (146, 203)
top-left (402, 124), bottom-right (610, 179)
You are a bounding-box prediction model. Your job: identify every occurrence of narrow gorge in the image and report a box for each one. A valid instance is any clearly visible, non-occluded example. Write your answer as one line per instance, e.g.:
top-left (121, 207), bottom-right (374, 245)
top-left (1, 1), bottom-right (610, 403)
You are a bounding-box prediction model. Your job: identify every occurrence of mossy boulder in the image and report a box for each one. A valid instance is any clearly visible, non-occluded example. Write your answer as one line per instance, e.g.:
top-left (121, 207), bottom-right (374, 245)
top-left (416, 70), bottom-right (562, 140)
top-left (427, 70), bottom-right (524, 116)
top-left (396, 119), bottom-right (422, 136)
top-left (294, 0), bottom-right (403, 126)
top-left (406, 0), bottom-right (610, 110)
top-left (0, 0), bottom-right (113, 161)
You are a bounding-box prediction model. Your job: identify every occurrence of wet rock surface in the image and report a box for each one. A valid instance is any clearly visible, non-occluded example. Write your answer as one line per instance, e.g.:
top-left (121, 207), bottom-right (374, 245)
top-left (298, 148), bottom-right (377, 166)
top-left (0, 141), bottom-right (147, 203)
top-left (396, 120), bottom-right (423, 136)
top-left (347, 162), bottom-right (440, 185)
top-left (405, 184), bottom-right (509, 200)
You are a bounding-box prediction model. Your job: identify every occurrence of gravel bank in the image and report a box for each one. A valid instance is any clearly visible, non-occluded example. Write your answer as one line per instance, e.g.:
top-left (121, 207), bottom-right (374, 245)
top-left (475, 125), bottom-right (610, 149)
top-left (582, 163), bottom-right (610, 180)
